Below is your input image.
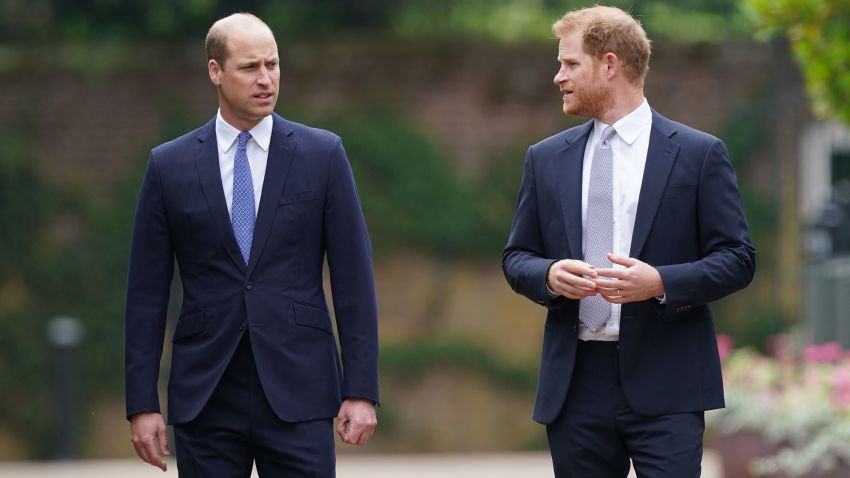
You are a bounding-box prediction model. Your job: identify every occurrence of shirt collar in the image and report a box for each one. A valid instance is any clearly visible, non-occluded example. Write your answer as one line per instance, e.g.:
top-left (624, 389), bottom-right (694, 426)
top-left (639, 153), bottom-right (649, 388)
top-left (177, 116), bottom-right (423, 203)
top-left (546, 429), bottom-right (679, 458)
top-left (592, 98), bottom-right (652, 146)
top-left (215, 110), bottom-right (274, 153)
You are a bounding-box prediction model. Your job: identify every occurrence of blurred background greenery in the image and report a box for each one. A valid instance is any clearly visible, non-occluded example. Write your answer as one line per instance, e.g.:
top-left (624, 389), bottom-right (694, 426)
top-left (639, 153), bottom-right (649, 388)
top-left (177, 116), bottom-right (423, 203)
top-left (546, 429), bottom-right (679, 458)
top-left (0, 0), bottom-right (848, 462)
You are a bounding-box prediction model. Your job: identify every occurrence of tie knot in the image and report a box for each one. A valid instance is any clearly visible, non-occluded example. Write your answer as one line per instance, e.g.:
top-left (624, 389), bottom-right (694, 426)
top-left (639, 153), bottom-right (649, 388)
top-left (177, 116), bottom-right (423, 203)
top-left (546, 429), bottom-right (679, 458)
top-left (237, 131), bottom-right (252, 149)
top-left (600, 126), bottom-right (616, 144)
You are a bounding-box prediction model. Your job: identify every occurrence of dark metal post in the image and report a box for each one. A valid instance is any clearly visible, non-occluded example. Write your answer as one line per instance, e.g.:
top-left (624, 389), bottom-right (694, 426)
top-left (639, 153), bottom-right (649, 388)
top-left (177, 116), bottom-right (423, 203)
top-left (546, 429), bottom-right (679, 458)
top-left (47, 316), bottom-right (84, 460)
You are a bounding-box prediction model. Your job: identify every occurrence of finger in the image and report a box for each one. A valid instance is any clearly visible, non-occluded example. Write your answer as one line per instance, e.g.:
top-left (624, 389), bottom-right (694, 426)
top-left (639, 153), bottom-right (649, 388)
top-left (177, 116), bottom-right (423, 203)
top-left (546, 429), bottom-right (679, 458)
top-left (133, 436), bottom-right (165, 471)
top-left (349, 421), bottom-right (375, 445)
top-left (558, 281), bottom-right (598, 295)
top-left (608, 296), bottom-right (631, 304)
top-left (557, 260), bottom-right (598, 278)
top-left (344, 412), bottom-right (374, 440)
top-left (556, 271), bottom-right (598, 290)
top-left (157, 427), bottom-right (170, 456)
top-left (607, 253), bottom-right (637, 267)
top-left (131, 438), bottom-right (150, 464)
top-left (558, 283), bottom-right (598, 299)
top-left (593, 268), bottom-right (627, 280)
top-left (335, 417), bottom-right (348, 438)
top-left (360, 425), bottom-right (375, 445)
top-left (143, 438), bottom-right (166, 471)
top-left (593, 277), bottom-right (623, 290)
top-left (342, 427), bottom-right (359, 445)
top-left (603, 292), bottom-right (632, 304)
top-left (131, 434), bottom-right (152, 465)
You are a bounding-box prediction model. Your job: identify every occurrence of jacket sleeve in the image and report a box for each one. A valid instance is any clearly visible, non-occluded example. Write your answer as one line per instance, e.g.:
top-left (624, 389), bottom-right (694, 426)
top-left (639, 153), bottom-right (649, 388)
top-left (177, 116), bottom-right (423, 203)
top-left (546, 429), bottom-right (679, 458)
top-left (655, 139), bottom-right (756, 316)
top-left (502, 146), bottom-right (569, 310)
top-left (124, 152), bottom-right (174, 419)
top-left (323, 138), bottom-right (380, 404)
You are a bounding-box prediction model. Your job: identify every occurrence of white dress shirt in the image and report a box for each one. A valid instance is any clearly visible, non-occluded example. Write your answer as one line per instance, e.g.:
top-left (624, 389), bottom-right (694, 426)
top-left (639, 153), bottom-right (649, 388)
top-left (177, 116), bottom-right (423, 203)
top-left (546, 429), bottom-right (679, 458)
top-left (215, 111), bottom-right (273, 215)
top-left (578, 99), bottom-right (652, 341)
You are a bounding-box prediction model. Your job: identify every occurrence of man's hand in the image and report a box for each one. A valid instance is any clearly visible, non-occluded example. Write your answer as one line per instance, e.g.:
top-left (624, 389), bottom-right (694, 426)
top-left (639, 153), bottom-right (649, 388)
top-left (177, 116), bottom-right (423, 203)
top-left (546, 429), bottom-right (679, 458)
top-left (593, 254), bottom-right (664, 304)
top-left (336, 398), bottom-right (377, 446)
top-left (547, 259), bottom-right (600, 299)
top-left (129, 412), bottom-right (169, 471)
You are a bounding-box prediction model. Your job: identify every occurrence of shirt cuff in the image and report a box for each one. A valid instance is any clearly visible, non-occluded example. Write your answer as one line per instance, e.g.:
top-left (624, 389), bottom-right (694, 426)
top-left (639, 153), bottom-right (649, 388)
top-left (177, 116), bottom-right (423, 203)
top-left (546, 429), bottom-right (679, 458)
top-left (545, 261), bottom-right (560, 297)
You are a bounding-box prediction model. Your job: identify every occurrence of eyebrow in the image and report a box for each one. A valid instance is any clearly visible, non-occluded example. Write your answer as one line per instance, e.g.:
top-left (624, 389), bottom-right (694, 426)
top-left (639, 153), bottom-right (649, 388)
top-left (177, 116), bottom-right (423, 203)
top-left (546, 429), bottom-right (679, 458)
top-left (238, 57), bottom-right (278, 66)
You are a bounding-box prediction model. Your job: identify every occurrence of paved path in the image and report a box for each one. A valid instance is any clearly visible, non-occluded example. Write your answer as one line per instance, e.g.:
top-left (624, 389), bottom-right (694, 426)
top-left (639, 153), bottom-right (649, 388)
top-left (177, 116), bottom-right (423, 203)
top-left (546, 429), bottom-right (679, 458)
top-left (0, 451), bottom-right (723, 477)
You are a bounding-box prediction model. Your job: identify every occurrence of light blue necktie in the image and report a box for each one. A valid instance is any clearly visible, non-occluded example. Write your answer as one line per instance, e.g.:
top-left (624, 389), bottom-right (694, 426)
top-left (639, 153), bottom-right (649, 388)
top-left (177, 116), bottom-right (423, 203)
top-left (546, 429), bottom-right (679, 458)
top-left (580, 126), bottom-right (616, 332)
top-left (231, 131), bottom-right (255, 265)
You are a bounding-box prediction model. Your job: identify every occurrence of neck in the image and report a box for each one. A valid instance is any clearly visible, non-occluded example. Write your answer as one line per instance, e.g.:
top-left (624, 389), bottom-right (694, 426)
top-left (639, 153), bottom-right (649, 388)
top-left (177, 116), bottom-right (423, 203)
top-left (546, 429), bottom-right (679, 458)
top-left (218, 102), bottom-right (265, 132)
top-left (597, 86), bottom-right (644, 125)
top-left (221, 114), bottom-right (262, 133)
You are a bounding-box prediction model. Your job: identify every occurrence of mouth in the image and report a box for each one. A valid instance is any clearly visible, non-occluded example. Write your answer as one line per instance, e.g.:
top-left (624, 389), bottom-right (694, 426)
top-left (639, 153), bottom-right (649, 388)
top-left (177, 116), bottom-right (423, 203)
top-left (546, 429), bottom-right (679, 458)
top-left (254, 92), bottom-right (275, 103)
top-left (561, 89), bottom-right (573, 99)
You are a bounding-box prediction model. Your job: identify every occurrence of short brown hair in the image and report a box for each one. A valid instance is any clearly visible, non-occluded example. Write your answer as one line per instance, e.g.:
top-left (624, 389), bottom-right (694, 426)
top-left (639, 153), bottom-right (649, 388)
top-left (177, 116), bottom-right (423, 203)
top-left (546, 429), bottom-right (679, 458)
top-left (205, 25), bottom-right (228, 67)
top-left (552, 6), bottom-right (651, 85)
top-left (205, 12), bottom-right (269, 69)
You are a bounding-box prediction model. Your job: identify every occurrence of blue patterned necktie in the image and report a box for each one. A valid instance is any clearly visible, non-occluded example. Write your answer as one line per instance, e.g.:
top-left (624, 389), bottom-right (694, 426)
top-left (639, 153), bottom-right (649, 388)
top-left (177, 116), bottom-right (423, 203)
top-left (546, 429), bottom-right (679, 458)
top-left (231, 131), bottom-right (255, 265)
top-left (580, 126), bottom-right (616, 332)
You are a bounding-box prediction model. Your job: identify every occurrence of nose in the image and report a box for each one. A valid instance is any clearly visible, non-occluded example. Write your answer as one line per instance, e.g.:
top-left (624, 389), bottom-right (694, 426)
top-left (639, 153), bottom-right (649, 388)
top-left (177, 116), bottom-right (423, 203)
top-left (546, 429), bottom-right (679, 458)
top-left (554, 65), bottom-right (567, 86)
top-left (257, 66), bottom-right (271, 86)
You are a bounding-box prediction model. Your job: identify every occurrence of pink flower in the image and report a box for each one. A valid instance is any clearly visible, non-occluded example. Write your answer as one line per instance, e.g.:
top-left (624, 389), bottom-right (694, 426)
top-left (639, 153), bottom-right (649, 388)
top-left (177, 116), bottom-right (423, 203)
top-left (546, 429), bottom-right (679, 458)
top-left (803, 342), bottom-right (844, 363)
top-left (832, 365), bottom-right (850, 408)
top-left (717, 335), bottom-right (734, 361)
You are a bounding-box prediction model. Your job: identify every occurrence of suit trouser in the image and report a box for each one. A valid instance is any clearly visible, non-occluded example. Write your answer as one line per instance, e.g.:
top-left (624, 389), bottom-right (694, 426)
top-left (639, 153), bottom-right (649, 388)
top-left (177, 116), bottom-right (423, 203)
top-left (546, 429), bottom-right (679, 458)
top-left (546, 340), bottom-right (704, 478)
top-left (174, 333), bottom-right (336, 478)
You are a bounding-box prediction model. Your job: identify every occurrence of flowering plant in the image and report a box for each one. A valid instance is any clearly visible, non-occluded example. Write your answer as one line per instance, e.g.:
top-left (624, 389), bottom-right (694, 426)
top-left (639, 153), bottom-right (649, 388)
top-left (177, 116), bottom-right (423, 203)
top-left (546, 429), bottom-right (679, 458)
top-left (708, 335), bottom-right (850, 477)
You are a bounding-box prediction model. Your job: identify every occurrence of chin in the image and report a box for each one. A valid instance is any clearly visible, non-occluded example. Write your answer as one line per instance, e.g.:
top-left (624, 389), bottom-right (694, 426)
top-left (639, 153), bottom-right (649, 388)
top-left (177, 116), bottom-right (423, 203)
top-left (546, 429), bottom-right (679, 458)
top-left (563, 105), bottom-right (582, 117)
top-left (254, 105), bottom-right (276, 117)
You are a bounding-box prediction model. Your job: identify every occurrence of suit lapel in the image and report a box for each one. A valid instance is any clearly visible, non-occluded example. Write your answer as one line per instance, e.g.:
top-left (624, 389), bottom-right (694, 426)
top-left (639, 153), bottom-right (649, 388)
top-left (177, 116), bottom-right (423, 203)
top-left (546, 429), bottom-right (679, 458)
top-left (246, 114), bottom-right (296, 277)
top-left (556, 121), bottom-right (593, 259)
top-left (194, 119), bottom-right (248, 273)
top-left (629, 112), bottom-right (679, 258)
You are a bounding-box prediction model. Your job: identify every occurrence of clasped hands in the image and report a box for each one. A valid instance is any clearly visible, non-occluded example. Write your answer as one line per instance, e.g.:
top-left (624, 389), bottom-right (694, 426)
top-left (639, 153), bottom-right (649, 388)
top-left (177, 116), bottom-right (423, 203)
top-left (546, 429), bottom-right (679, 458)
top-left (547, 253), bottom-right (664, 303)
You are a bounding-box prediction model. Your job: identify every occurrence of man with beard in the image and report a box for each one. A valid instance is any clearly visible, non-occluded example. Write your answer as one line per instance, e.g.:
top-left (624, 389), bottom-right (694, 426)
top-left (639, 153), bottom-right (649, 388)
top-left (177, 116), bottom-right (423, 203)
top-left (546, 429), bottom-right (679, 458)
top-left (502, 6), bottom-right (755, 477)
top-left (125, 13), bottom-right (379, 477)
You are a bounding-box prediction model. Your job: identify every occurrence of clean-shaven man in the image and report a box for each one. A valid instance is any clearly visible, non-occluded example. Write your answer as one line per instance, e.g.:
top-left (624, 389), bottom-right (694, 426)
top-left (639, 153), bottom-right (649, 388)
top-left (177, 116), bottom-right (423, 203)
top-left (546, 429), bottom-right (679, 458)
top-left (125, 13), bottom-right (379, 477)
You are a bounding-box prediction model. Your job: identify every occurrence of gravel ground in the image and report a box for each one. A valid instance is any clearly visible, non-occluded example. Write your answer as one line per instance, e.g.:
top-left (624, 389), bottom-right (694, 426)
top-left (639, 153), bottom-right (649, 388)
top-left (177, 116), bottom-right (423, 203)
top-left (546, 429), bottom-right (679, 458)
top-left (0, 451), bottom-right (723, 477)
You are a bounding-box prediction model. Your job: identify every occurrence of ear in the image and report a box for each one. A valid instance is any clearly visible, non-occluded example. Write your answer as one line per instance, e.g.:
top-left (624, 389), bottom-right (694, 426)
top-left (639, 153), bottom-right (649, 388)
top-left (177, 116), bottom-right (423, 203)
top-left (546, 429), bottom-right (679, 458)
top-left (208, 59), bottom-right (222, 86)
top-left (603, 52), bottom-right (619, 80)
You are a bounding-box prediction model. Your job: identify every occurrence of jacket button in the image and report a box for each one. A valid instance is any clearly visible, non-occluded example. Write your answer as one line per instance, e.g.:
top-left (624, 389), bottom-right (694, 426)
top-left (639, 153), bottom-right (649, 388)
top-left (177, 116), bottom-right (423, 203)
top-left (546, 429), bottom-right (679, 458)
top-left (245, 282), bottom-right (253, 290)
top-left (239, 322), bottom-right (245, 331)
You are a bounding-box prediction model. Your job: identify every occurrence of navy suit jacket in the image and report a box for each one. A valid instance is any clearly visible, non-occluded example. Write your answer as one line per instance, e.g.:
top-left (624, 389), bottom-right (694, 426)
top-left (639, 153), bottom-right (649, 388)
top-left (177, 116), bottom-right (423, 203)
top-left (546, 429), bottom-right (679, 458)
top-left (125, 113), bottom-right (379, 425)
top-left (502, 111), bottom-right (755, 424)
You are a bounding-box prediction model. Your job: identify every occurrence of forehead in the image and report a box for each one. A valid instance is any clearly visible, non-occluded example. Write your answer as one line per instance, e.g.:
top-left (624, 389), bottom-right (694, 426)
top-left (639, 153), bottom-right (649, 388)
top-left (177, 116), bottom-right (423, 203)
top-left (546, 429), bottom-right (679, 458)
top-left (557, 31), bottom-right (588, 59)
top-left (226, 26), bottom-right (278, 59)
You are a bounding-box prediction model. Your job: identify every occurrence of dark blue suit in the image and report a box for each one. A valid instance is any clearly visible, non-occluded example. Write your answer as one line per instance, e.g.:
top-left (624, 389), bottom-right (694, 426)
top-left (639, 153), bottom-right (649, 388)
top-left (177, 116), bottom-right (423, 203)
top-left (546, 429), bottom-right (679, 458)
top-left (503, 111), bottom-right (755, 476)
top-left (125, 113), bottom-right (378, 474)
